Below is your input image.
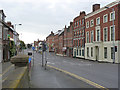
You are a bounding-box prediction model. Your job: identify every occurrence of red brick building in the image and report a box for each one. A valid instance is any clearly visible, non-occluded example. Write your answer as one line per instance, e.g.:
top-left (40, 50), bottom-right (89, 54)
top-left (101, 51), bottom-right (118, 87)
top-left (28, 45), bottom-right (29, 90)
top-left (46, 31), bottom-right (54, 52)
top-left (54, 30), bottom-right (61, 54)
top-left (34, 39), bottom-right (43, 52)
top-left (63, 22), bottom-right (74, 57)
top-left (85, 1), bottom-right (120, 63)
top-left (73, 11), bottom-right (86, 58)
top-left (58, 30), bottom-right (64, 55)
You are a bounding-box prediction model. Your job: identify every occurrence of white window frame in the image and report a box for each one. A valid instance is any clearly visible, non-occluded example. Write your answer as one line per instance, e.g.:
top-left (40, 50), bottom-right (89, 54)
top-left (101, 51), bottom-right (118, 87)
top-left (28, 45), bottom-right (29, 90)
top-left (90, 30), bottom-right (94, 43)
top-left (95, 26), bottom-right (100, 42)
top-left (86, 31), bottom-right (89, 43)
top-left (110, 25), bottom-right (115, 41)
top-left (90, 19), bottom-right (94, 27)
top-left (86, 21), bottom-right (89, 28)
top-left (110, 11), bottom-right (115, 21)
top-left (96, 17), bottom-right (100, 25)
top-left (103, 27), bottom-right (108, 42)
top-left (103, 14), bottom-right (108, 23)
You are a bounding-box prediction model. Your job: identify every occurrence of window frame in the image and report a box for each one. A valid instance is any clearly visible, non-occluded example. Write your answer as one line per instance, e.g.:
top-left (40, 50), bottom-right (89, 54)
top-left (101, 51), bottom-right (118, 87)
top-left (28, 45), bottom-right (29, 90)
top-left (103, 14), bottom-right (108, 23)
top-left (96, 17), bottom-right (100, 25)
top-left (90, 19), bottom-right (94, 27)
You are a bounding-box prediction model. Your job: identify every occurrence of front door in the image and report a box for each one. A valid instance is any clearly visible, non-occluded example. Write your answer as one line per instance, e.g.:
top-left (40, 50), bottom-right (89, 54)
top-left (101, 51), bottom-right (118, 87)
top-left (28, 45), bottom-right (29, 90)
top-left (95, 46), bottom-right (99, 61)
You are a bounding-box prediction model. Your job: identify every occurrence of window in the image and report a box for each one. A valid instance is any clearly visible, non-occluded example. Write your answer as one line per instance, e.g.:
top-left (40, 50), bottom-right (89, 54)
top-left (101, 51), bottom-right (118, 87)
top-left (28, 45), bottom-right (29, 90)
top-left (103, 14), bottom-right (108, 23)
top-left (104, 47), bottom-right (107, 59)
top-left (86, 21), bottom-right (89, 28)
top-left (91, 30), bottom-right (94, 43)
top-left (79, 20), bottom-right (81, 26)
top-left (79, 39), bottom-right (81, 47)
top-left (91, 47), bottom-right (93, 57)
top-left (103, 27), bottom-right (108, 42)
top-left (110, 11), bottom-right (115, 21)
top-left (90, 20), bottom-right (94, 27)
top-left (111, 47), bottom-right (113, 59)
top-left (82, 49), bottom-right (84, 56)
top-left (77, 40), bottom-right (78, 46)
top-left (86, 32), bottom-right (89, 43)
top-left (96, 27), bottom-right (100, 42)
top-left (96, 17), bottom-right (100, 25)
top-left (97, 30), bottom-right (100, 41)
top-left (110, 26), bottom-right (115, 41)
top-left (82, 19), bottom-right (84, 25)
top-left (79, 31), bottom-right (81, 36)
top-left (74, 22), bottom-right (76, 27)
top-left (87, 47), bottom-right (89, 57)
top-left (82, 39), bottom-right (84, 47)
top-left (82, 30), bottom-right (84, 36)
top-left (79, 49), bottom-right (81, 56)
top-left (77, 21), bottom-right (78, 27)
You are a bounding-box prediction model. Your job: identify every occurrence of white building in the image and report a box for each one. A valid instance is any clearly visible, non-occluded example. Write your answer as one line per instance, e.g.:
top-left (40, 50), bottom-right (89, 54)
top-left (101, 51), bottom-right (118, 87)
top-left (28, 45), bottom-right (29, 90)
top-left (85, 1), bottom-right (120, 63)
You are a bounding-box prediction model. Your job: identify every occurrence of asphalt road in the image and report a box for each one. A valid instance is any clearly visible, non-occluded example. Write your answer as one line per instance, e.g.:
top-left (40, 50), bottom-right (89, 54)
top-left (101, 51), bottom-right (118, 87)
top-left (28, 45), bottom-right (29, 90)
top-left (31, 51), bottom-right (118, 89)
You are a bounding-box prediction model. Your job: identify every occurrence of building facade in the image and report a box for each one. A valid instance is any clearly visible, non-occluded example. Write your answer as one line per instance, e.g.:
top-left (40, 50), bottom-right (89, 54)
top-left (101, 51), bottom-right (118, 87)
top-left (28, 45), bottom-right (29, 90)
top-left (73, 11), bottom-right (86, 58)
top-left (85, 2), bottom-right (120, 63)
top-left (46, 31), bottom-right (54, 52)
top-left (58, 30), bottom-right (64, 55)
top-left (63, 22), bottom-right (73, 57)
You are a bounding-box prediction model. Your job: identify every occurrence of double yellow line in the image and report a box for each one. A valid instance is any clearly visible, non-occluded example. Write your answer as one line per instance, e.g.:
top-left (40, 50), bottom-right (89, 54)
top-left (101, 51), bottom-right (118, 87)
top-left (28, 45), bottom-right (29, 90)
top-left (47, 65), bottom-right (109, 89)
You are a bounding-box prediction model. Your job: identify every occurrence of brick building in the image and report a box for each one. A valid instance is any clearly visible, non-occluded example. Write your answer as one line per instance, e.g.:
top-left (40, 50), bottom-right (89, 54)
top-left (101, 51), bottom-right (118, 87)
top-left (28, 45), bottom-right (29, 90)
top-left (54, 30), bottom-right (61, 54)
top-left (46, 31), bottom-right (54, 52)
top-left (63, 22), bottom-right (74, 57)
top-left (85, 1), bottom-right (120, 63)
top-left (58, 29), bottom-right (64, 55)
top-left (73, 11), bottom-right (86, 58)
top-left (34, 39), bottom-right (43, 52)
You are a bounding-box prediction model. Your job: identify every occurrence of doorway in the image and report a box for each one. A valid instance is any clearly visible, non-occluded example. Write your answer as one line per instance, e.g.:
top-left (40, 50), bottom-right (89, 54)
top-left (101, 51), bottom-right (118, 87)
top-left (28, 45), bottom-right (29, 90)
top-left (95, 46), bottom-right (99, 61)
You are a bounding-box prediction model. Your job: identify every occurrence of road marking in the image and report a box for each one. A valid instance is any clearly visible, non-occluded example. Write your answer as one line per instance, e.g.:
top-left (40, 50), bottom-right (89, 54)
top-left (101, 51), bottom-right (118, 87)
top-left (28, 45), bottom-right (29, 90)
top-left (47, 65), bottom-right (109, 89)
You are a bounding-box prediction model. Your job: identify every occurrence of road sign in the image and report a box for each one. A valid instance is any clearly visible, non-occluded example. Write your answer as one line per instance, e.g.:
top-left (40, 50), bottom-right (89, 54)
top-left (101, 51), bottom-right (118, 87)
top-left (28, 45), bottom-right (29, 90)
top-left (32, 47), bottom-right (35, 50)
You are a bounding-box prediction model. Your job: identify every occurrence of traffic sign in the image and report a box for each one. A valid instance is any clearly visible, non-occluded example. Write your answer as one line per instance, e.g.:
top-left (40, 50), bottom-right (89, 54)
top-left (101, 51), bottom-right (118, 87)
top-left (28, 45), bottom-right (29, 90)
top-left (32, 47), bottom-right (35, 50)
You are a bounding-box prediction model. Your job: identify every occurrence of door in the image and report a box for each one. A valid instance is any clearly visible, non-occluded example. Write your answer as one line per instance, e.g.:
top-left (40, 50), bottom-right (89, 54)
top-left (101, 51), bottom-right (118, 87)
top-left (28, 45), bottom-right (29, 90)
top-left (95, 46), bottom-right (99, 61)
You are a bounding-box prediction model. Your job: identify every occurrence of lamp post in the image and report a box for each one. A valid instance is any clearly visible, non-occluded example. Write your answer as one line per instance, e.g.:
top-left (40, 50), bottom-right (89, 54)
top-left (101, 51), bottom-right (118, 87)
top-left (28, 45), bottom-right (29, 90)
top-left (14, 24), bottom-right (22, 55)
top-left (105, 1), bottom-right (120, 63)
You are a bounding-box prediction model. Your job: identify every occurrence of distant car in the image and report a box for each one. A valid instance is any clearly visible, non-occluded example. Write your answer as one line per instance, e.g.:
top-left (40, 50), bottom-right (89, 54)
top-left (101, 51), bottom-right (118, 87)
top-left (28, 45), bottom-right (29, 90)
top-left (38, 49), bottom-right (42, 53)
top-left (28, 51), bottom-right (32, 56)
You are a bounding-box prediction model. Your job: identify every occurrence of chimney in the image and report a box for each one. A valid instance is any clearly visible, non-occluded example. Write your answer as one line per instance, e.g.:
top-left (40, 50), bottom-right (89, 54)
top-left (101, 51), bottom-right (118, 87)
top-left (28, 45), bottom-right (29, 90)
top-left (80, 11), bottom-right (85, 15)
top-left (70, 22), bottom-right (73, 26)
top-left (7, 21), bottom-right (12, 26)
top-left (93, 4), bottom-right (100, 12)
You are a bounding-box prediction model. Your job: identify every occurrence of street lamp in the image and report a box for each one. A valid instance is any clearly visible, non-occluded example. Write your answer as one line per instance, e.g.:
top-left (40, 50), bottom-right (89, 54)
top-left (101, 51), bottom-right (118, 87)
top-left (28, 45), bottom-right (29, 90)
top-left (105, 1), bottom-right (120, 63)
top-left (14, 24), bottom-right (22, 31)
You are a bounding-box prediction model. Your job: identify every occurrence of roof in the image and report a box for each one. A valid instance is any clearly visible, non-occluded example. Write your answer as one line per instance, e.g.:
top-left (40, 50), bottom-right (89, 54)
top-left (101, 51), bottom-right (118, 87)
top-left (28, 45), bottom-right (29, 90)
top-left (85, 0), bottom-right (120, 19)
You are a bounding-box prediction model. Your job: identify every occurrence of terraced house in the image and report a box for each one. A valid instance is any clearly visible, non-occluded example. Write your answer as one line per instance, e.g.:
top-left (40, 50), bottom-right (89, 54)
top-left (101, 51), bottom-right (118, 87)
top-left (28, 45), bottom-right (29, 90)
top-left (85, 1), bottom-right (120, 63)
top-left (73, 11), bottom-right (86, 58)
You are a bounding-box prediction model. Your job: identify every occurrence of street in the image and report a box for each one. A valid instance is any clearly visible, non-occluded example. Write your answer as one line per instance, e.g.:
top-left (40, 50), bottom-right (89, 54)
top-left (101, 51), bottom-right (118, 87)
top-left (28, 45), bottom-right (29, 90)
top-left (30, 50), bottom-right (118, 88)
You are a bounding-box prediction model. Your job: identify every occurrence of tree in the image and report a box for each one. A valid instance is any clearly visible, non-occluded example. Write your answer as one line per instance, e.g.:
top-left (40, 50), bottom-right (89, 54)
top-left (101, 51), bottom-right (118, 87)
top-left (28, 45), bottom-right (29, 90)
top-left (27, 44), bottom-right (32, 49)
top-left (19, 40), bottom-right (26, 50)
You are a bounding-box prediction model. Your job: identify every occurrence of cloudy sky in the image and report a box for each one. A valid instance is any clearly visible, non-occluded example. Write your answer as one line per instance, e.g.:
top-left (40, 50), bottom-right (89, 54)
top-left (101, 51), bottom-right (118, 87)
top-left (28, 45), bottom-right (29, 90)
top-left (0, 0), bottom-right (115, 44)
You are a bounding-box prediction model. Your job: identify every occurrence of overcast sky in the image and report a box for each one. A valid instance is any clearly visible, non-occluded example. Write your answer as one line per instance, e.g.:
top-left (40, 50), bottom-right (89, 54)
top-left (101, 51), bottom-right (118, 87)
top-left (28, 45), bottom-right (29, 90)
top-left (0, 0), bottom-right (115, 44)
